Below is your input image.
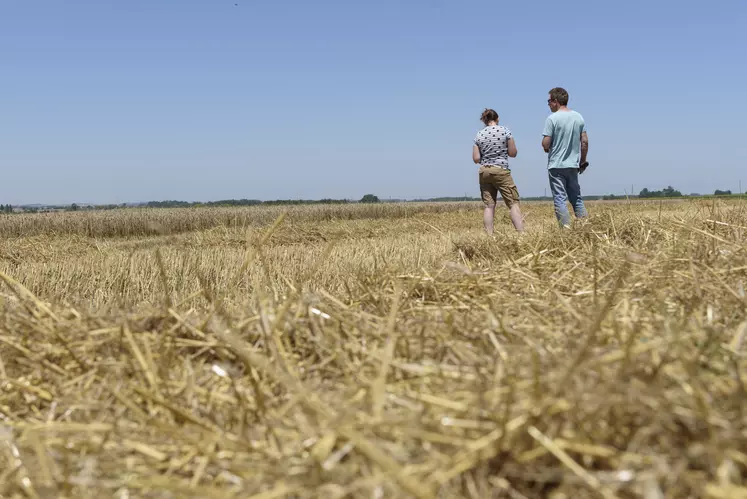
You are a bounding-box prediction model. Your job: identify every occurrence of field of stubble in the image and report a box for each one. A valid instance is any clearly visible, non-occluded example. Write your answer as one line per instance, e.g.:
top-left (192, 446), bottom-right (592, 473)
top-left (0, 199), bottom-right (745, 498)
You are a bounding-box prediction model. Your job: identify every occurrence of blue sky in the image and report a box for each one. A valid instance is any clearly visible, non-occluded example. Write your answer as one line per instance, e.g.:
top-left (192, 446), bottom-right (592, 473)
top-left (1, 0), bottom-right (745, 205)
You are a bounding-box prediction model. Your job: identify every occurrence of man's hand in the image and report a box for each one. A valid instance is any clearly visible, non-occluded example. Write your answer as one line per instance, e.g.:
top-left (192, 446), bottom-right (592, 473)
top-left (579, 161), bottom-right (589, 174)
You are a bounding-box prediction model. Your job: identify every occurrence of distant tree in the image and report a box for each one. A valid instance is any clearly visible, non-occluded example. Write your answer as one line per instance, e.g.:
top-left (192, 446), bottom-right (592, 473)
top-left (70, 203), bottom-right (79, 211)
top-left (639, 186), bottom-right (682, 198)
top-left (714, 189), bottom-right (732, 196)
top-left (360, 194), bottom-right (380, 204)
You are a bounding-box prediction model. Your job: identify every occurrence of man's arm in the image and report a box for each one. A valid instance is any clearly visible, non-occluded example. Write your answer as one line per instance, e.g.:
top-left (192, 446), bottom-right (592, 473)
top-left (542, 136), bottom-right (552, 153)
top-left (472, 144), bottom-right (481, 164)
top-left (580, 131), bottom-right (588, 163)
top-left (541, 116), bottom-right (553, 153)
top-left (507, 137), bottom-right (518, 158)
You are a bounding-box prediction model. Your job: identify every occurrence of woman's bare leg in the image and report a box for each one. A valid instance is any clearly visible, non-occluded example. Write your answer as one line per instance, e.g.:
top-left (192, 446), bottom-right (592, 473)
top-left (509, 203), bottom-right (524, 232)
top-left (483, 205), bottom-right (495, 234)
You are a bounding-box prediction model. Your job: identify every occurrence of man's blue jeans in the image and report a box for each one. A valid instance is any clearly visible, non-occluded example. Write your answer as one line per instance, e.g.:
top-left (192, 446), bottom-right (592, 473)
top-left (548, 168), bottom-right (587, 226)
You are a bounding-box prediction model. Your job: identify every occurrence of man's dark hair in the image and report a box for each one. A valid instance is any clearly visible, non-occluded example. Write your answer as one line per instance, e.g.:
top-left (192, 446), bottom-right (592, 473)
top-left (548, 87), bottom-right (569, 106)
top-left (480, 108), bottom-right (499, 125)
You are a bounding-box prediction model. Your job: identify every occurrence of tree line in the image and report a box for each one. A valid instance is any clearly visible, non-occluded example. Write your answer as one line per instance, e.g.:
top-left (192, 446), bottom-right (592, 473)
top-left (598, 187), bottom-right (742, 200)
top-left (145, 198), bottom-right (354, 208)
top-left (4, 188), bottom-right (744, 214)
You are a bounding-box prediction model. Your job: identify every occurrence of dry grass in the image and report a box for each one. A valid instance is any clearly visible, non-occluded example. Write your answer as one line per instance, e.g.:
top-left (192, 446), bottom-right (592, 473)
top-left (0, 202), bottom-right (478, 239)
top-left (0, 199), bottom-right (745, 498)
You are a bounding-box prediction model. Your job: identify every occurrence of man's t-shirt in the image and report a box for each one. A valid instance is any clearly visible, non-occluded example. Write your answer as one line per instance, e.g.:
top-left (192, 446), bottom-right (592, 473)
top-left (474, 125), bottom-right (513, 169)
top-left (542, 110), bottom-right (585, 169)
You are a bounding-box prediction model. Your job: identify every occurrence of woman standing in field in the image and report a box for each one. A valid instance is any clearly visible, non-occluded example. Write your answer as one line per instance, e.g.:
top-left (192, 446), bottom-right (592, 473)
top-left (472, 109), bottom-right (524, 233)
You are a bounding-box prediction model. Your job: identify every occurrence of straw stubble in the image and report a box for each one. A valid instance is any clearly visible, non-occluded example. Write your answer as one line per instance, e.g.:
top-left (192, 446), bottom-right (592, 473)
top-left (0, 198), bottom-right (744, 498)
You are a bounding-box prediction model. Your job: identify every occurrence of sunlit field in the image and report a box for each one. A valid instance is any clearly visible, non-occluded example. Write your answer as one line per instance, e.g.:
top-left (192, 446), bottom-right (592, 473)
top-left (0, 199), bottom-right (745, 498)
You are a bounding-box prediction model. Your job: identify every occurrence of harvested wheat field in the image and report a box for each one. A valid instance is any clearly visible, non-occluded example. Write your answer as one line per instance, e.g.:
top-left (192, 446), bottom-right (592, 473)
top-left (0, 199), bottom-right (745, 498)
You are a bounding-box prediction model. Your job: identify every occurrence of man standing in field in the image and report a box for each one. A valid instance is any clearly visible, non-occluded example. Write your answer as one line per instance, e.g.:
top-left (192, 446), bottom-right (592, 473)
top-left (542, 87), bottom-right (589, 227)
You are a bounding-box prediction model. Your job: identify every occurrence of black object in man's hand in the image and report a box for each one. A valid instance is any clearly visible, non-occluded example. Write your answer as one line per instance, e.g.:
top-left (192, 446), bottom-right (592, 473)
top-left (579, 161), bottom-right (589, 174)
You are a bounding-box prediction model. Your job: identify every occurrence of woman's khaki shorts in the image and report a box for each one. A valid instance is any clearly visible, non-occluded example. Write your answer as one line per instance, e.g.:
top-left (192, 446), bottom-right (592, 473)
top-left (479, 166), bottom-right (520, 207)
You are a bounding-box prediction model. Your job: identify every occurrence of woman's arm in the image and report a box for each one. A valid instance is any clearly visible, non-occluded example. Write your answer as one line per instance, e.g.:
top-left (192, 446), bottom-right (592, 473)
top-left (507, 137), bottom-right (518, 158)
top-left (472, 144), bottom-right (481, 164)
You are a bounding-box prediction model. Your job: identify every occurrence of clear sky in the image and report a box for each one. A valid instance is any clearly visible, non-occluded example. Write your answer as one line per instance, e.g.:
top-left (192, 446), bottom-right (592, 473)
top-left (1, 0), bottom-right (745, 205)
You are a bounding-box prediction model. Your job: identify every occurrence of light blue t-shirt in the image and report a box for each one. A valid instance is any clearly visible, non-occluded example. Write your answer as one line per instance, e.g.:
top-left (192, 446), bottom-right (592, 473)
top-left (542, 110), bottom-right (586, 169)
